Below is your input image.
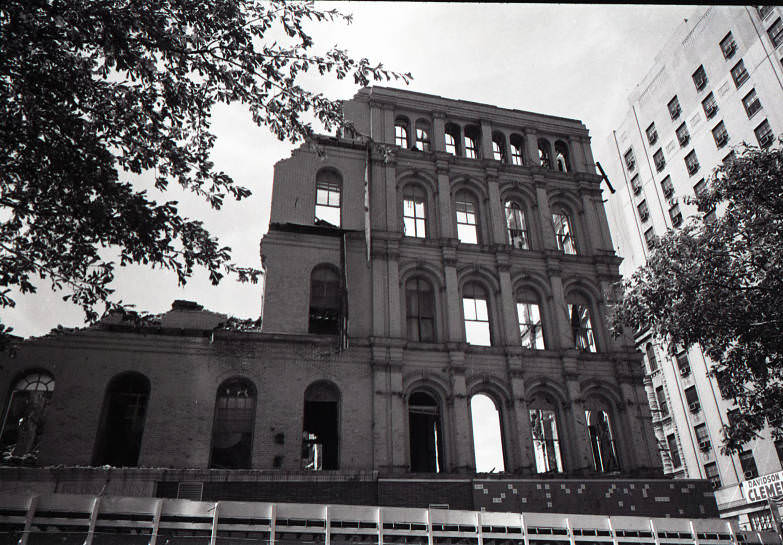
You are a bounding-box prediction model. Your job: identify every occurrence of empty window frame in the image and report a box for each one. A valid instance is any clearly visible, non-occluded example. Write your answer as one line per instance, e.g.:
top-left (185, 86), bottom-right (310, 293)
top-left (740, 450), bottom-right (759, 479)
top-left (768, 17), bottom-right (783, 48)
top-left (408, 391), bottom-right (443, 472)
top-left (705, 462), bottom-right (721, 489)
top-left (644, 227), bottom-right (656, 250)
top-left (554, 141), bottom-right (570, 172)
top-left (637, 200), bottom-right (650, 222)
top-left (668, 96), bottom-right (682, 120)
top-left (552, 212), bottom-right (577, 255)
top-left (406, 277), bottom-right (436, 342)
top-left (758, 6), bottom-right (773, 19)
top-left (568, 300), bottom-right (596, 352)
top-left (702, 93), bottom-right (718, 119)
top-left (492, 133), bottom-right (506, 162)
top-left (720, 32), bottom-right (737, 59)
top-left (470, 393), bottom-right (505, 472)
top-left (712, 121), bottom-right (729, 148)
top-left (0, 371), bottom-right (54, 459)
top-left (504, 201), bottom-right (529, 249)
top-left (669, 203), bottom-right (683, 227)
top-left (684, 150), bottom-right (700, 176)
top-left (677, 352), bottom-right (691, 376)
top-left (645, 343), bottom-right (658, 371)
top-left (661, 175), bottom-right (674, 198)
top-left (93, 372), bottom-right (150, 467)
top-left (402, 185), bottom-right (427, 238)
top-left (529, 407), bottom-right (563, 473)
top-left (517, 289), bottom-right (544, 349)
top-left (309, 265), bottom-right (341, 335)
top-left (302, 381), bottom-right (340, 470)
top-left (646, 122), bottom-right (658, 145)
top-left (676, 122), bottom-right (690, 147)
top-left (695, 423), bottom-right (711, 452)
top-left (755, 119), bottom-right (774, 148)
top-left (395, 118), bottom-right (410, 148)
top-left (315, 168), bottom-right (342, 227)
top-left (743, 88), bottom-right (763, 118)
top-left (445, 124), bottom-right (460, 155)
top-left (693, 179), bottom-right (707, 198)
top-left (730, 59), bottom-right (749, 87)
top-left (464, 126), bottom-right (481, 159)
top-left (210, 377), bottom-right (256, 469)
top-left (655, 386), bottom-right (669, 418)
top-left (455, 191), bottom-right (479, 244)
top-left (666, 434), bottom-right (682, 468)
top-left (624, 148), bottom-right (636, 171)
top-left (538, 139), bottom-right (553, 168)
top-left (653, 148), bottom-right (665, 172)
top-left (585, 408), bottom-right (620, 473)
top-left (509, 134), bottom-right (524, 165)
top-left (463, 282), bottom-right (491, 346)
top-left (692, 65), bottom-right (708, 91)
top-left (684, 386), bottom-right (700, 413)
top-left (630, 174), bottom-right (642, 195)
top-left (414, 121), bottom-right (431, 152)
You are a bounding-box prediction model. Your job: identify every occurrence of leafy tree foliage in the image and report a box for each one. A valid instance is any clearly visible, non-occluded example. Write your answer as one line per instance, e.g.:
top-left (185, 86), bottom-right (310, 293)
top-left (614, 143), bottom-right (783, 452)
top-left (0, 0), bottom-right (410, 339)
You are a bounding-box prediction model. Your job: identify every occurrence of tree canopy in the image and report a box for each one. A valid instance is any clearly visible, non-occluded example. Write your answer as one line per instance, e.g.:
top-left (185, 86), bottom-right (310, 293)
top-left (0, 0), bottom-right (410, 340)
top-left (613, 142), bottom-right (783, 452)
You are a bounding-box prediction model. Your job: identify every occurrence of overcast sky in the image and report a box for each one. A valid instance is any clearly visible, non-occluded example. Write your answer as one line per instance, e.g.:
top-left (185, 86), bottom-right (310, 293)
top-left (5, 3), bottom-right (700, 339)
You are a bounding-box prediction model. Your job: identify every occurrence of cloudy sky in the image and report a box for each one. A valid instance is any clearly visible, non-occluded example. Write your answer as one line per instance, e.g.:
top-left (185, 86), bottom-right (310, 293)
top-left (5, 3), bottom-right (700, 338)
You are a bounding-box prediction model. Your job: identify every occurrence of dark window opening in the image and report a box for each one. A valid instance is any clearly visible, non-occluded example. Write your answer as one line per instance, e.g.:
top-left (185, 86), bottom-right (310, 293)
top-left (684, 386), bottom-right (700, 413)
top-left (720, 32), bottom-right (737, 59)
top-left (0, 371), bottom-right (54, 460)
top-left (464, 126), bottom-right (481, 159)
top-left (653, 149), bottom-right (665, 172)
top-left (509, 134), bottom-right (524, 166)
top-left (655, 386), bottom-right (668, 418)
top-left (210, 378), bottom-right (256, 469)
top-left (585, 408), bottom-right (620, 473)
top-left (505, 201), bottom-right (529, 250)
top-left (731, 59), bottom-right (749, 88)
top-left (666, 434), bottom-right (681, 468)
top-left (646, 123), bottom-right (658, 145)
top-left (538, 139), bottom-right (553, 168)
top-left (668, 96), bottom-right (681, 120)
top-left (309, 265), bottom-right (341, 335)
top-left (755, 119), bottom-right (774, 148)
top-left (676, 122), bottom-right (690, 147)
top-left (702, 93), bottom-right (718, 119)
top-left (409, 391), bottom-right (443, 473)
top-left (554, 141), bottom-right (570, 172)
top-left (93, 372), bottom-right (150, 467)
top-left (406, 277), bottom-right (435, 342)
top-left (492, 133), bottom-right (506, 162)
top-left (740, 450), bottom-right (759, 479)
top-left (661, 175), bottom-right (674, 199)
top-left (624, 148), bottom-right (636, 171)
top-left (646, 343), bottom-right (658, 371)
top-left (445, 124), bottom-right (460, 156)
top-left (302, 381), bottom-right (340, 471)
top-left (692, 65), bottom-right (708, 91)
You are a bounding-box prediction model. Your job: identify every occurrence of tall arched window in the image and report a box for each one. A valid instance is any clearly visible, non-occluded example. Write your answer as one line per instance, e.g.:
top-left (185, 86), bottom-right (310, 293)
top-left (464, 126), bottom-right (481, 159)
top-left (406, 277), bottom-right (435, 342)
top-left (408, 391), bottom-right (443, 472)
top-left (302, 381), bottom-right (340, 470)
top-left (528, 393), bottom-right (563, 473)
top-left (470, 393), bottom-right (505, 472)
top-left (0, 371), bottom-right (54, 459)
top-left (210, 378), bottom-right (256, 469)
top-left (504, 201), bottom-right (529, 249)
top-left (645, 343), bottom-right (658, 372)
top-left (402, 185), bottom-right (427, 238)
top-left (455, 190), bottom-right (479, 244)
top-left (492, 133), bottom-right (506, 162)
top-left (93, 372), bottom-right (150, 467)
top-left (395, 117), bottom-right (410, 148)
top-left (516, 288), bottom-right (544, 350)
top-left (309, 265), bottom-right (341, 335)
top-left (568, 293), bottom-right (597, 352)
top-left (555, 141), bottom-right (570, 172)
top-left (552, 210), bottom-right (577, 255)
top-left (315, 168), bottom-right (342, 227)
top-left (463, 282), bottom-right (491, 346)
top-left (415, 120), bottom-right (431, 152)
top-left (509, 134), bottom-right (524, 166)
top-left (585, 406), bottom-right (620, 473)
top-left (538, 139), bottom-right (552, 168)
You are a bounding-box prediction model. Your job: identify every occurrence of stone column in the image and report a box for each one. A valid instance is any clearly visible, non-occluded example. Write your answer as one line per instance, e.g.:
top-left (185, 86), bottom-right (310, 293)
top-left (534, 178), bottom-right (556, 251)
top-left (387, 241), bottom-right (402, 338)
top-left (371, 349), bottom-right (392, 470)
top-left (547, 262), bottom-right (572, 351)
top-left (448, 353), bottom-right (474, 472)
top-left (381, 103), bottom-right (395, 151)
top-left (480, 119), bottom-right (494, 160)
top-left (567, 136), bottom-right (585, 173)
top-left (497, 259), bottom-right (518, 347)
top-left (581, 136), bottom-right (597, 174)
top-left (564, 372), bottom-right (593, 473)
top-left (443, 248), bottom-right (463, 342)
top-left (436, 161), bottom-right (455, 240)
top-left (524, 128), bottom-right (539, 167)
top-left (433, 112), bottom-right (446, 152)
top-left (486, 174), bottom-right (506, 246)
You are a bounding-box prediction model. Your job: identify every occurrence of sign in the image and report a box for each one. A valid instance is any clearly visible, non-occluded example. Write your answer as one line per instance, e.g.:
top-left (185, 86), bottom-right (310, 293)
top-left (742, 470), bottom-right (783, 503)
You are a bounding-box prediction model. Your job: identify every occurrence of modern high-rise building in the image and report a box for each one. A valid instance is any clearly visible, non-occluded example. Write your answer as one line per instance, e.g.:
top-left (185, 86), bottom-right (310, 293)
top-left (600, 5), bottom-right (783, 532)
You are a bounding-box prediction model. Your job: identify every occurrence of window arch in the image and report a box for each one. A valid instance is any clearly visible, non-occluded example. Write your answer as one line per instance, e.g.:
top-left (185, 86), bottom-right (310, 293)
top-left (645, 343), bottom-right (658, 372)
top-left (509, 134), bottom-right (525, 166)
top-left (408, 390), bottom-right (444, 472)
top-left (455, 190), bottom-right (479, 244)
top-left (406, 277), bottom-right (436, 342)
top-left (491, 132), bottom-right (506, 162)
top-left (210, 377), bottom-right (257, 469)
top-left (554, 140), bottom-right (570, 172)
top-left (0, 370), bottom-right (54, 459)
top-left (415, 120), bottom-right (431, 152)
top-left (504, 200), bottom-right (529, 249)
top-left (464, 125), bottom-right (481, 159)
top-left (444, 123), bottom-right (460, 156)
top-left (309, 265), bottom-right (341, 335)
top-left (402, 185), bottom-right (427, 238)
top-left (93, 372), bottom-right (150, 467)
top-left (567, 292), bottom-right (597, 352)
top-left (315, 168), bottom-right (342, 227)
top-left (470, 392), bottom-right (505, 472)
top-left (516, 288), bottom-right (545, 349)
top-left (395, 117), bottom-right (410, 148)
top-left (538, 139), bottom-right (553, 168)
top-left (462, 281), bottom-right (491, 346)
top-left (552, 209), bottom-right (577, 255)
top-left (528, 391), bottom-right (564, 473)
top-left (302, 381), bottom-right (340, 470)
top-left (585, 400), bottom-right (620, 473)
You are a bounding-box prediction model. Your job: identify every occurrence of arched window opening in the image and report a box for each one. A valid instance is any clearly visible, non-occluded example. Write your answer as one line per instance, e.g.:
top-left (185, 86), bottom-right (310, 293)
top-left (585, 408), bottom-right (620, 473)
top-left (309, 265), bottom-right (341, 335)
top-left (504, 201), bottom-right (529, 250)
top-left (568, 295), bottom-right (597, 352)
top-left (516, 289), bottom-right (544, 350)
top-left (210, 378), bottom-right (256, 469)
top-left (538, 139), bottom-right (552, 168)
top-left (302, 381), bottom-right (340, 470)
top-left (406, 277), bottom-right (435, 342)
top-left (509, 134), bottom-right (524, 166)
top-left (491, 133), bottom-right (506, 162)
top-left (463, 282), bottom-right (491, 346)
top-left (93, 372), bottom-right (150, 467)
top-left (646, 343), bottom-right (658, 372)
top-left (445, 124), bottom-right (460, 156)
top-left (555, 141), bottom-right (570, 172)
top-left (395, 117), bottom-right (409, 148)
top-left (0, 371), bottom-right (54, 460)
top-left (464, 126), bottom-right (481, 159)
top-left (415, 120), bottom-right (431, 152)
top-left (470, 393), bottom-right (505, 472)
top-left (409, 391), bottom-right (443, 472)
top-left (552, 211), bottom-right (577, 255)
top-left (455, 190), bottom-right (479, 245)
top-left (315, 168), bottom-right (342, 227)
top-left (402, 185), bottom-right (427, 238)
top-left (529, 406), bottom-right (563, 473)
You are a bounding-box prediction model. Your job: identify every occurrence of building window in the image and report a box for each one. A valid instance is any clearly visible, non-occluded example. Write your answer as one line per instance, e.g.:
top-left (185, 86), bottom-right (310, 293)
top-left (315, 168), bottom-right (342, 227)
top-left (492, 133), bottom-right (506, 162)
top-left (529, 408), bottom-right (563, 473)
top-left (415, 121), bottom-right (431, 152)
top-left (455, 191), bottom-right (479, 244)
top-left (555, 141), bottom-right (570, 172)
top-left (646, 122), bottom-right (658, 145)
top-left (637, 200), bottom-right (650, 223)
top-left (93, 372), bottom-right (150, 467)
top-left (630, 174), bottom-right (642, 195)
top-left (517, 290), bottom-right (544, 350)
top-left (730, 59), bottom-right (749, 88)
top-left (676, 122), bottom-right (690, 147)
top-left (656, 386), bottom-right (669, 418)
top-left (646, 343), bottom-right (658, 371)
top-left (408, 391), bottom-right (443, 473)
top-left (552, 212), bottom-right (577, 255)
top-left (748, 510), bottom-right (775, 532)
top-left (723, 151), bottom-right (736, 165)
top-left (702, 93), bottom-right (718, 119)
top-left (768, 17), bottom-right (783, 48)
top-left (720, 32), bottom-right (737, 59)
top-left (685, 150), bottom-right (700, 176)
top-left (463, 282), bottom-right (491, 346)
top-left (755, 119), bottom-right (774, 148)
top-left (0, 371), bottom-right (54, 460)
top-left (669, 203), bottom-right (683, 227)
top-left (695, 423), bottom-right (711, 453)
top-left (776, 439), bottom-right (783, 464)
top-left (758, 6), bottom-right (773, 20)
top-left (395, 118), bottom-right (409, 148)
top-left (406, 277), bottom-right (435, 342)
top-left (743, 88), bottom-right (763, 118)
top-left (309, 265), bottom-right (341, 335)
top-left (692, 65), bottom-right (708, 91)
top-left (644, 227), bottom-right (656, 250)
top-left (705, 462), bottom-right (721, 489)
top-left (693, 179), bottom-right (707, 198)
top-left (464, 126), bottom-right (481, 159)
top-left (661, 175), bottom-right (674, 199)
top-left (684, 386), bottom-right (700, 413)
top-left (445, 123), bottom-right (460, 155)
top-left (624, 148), bottom-right (636, 171)
top-left (668, 96), bottom-right (682, 120)
top-left (302, 381), bottom-right (340, 471)
top-left (712, 121), bottom-right (729, 148)
top-left (505, 201), bottom-right (529, 250)
top-left (538, 139), bottom-right (553, 168)
top-left (509, 134), bottom-right (524, 166)
top-left (667, 434), bottom-right (682, 468)
top-left (470, 393), bottom-right (505, 472)
top-left (740, 450), bottom-right (759, 479)
top-left (210, 378), bottom-right (256, 469)
top-left (402, 186), bottom-right (427, 238)
top-left (653, 148), bottom-right (665, 172)
top-left (677, 352), bottom-right (691, 376)
top-left (585, 408), bottom-right (620, 473)
top-left (569, 301), bottom-right (596, 352)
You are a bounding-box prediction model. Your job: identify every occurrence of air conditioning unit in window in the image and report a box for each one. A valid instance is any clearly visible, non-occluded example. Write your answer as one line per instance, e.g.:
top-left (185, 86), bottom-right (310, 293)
top-left (705, 104), bottom-right (718, 119)
top-left (689, 401), bottom-right (701, 413)
top-left (688, 162), bottom-right (700, 175)
top-left (679, 365), bottom-right (690, 376)
top-left (671, 106), bottom-right (682, 120)
top-left (627, 158), bottom-right (636, 171)
top-left (639, 210), bottom-right (649, 222)
top-left (649, 132), bottom-right (658, 145)
top-left (744, 471), bottom-right (757, 480)
top-left (760, 133), bottom-right (774, 147)
top-left (716, 133), bottom-right (728, 147)
top-left (699, 440), bottom-right (712, 452)
top-left (678, 134), bottom-right (690, 147)
top-left (695, 77), bottom-right (707, 91)
top-left (724, 42), bottom-right (737, 58)
top-left (632, 184), bottom-right (642, 195)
